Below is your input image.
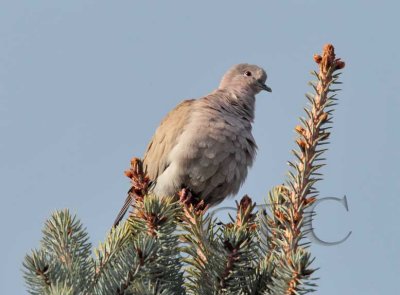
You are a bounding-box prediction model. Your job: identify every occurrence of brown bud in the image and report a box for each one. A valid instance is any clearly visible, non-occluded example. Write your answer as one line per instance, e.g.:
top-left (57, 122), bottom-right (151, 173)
top-left (130, 157), bottom-right (140, 167)
top-left (293, 212), bottom-right (300, 223)
top-left (319, 112), bottom-right (328, 123)
top-left (323, 44), bottom-right (335, 55)
top-left (249, 223), bottom-right (258, 231)
top-left (306, 197), bottom-right (317, 205)
top-left (313, 54), bottom-right (322, 64)
top-left (274, 210), bottom-right (285, 221)
top-left (321, 44), bottom-right (336, 71)
top-left (296, 139), bottom-right (307, 151)
top-left (335, 60), bottom-right (345, 70)
top-left (225, 223), bottom-right (234, 229)
top-left (295, 125), bottom-right (306, 136)
top-left (277, 185), bottom-right (290, 196)
top-left (124, 169), bottom-right (133, 178)
top-left (239, 195), bottom-right (252, 211)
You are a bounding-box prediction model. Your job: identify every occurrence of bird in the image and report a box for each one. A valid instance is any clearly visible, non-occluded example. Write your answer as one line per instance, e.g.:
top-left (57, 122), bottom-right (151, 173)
top-left (114, 64), bottom-right (271, 226)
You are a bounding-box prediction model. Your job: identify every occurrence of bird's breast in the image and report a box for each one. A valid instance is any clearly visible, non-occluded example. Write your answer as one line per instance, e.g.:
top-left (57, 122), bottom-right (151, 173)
top-left (162, 107), bottom-right (256, 204)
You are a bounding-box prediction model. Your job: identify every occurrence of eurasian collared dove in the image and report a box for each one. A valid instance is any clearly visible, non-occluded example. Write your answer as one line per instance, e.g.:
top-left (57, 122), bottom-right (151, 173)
top-left (114, 64), bottom-right (271, 226)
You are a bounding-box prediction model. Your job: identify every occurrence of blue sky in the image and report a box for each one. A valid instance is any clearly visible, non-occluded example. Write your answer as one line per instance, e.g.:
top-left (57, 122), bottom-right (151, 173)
top-left (1, 1), bottom-right (399, 294)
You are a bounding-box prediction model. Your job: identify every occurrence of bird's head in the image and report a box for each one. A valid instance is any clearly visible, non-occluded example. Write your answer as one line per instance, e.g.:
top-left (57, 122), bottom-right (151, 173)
top-left (219, 64), bottom-right (272, 95)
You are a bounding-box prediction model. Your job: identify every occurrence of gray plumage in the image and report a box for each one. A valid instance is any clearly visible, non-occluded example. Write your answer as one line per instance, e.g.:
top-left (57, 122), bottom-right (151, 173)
top-left (114, 64), bottom-right (271, 226)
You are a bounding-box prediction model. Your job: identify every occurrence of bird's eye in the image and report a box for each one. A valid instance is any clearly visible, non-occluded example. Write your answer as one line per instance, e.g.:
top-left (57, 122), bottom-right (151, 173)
top-left (244, 71), bottom-right (252, 77)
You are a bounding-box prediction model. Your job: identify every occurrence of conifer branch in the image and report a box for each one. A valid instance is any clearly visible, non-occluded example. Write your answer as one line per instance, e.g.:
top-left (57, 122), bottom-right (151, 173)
top-left (89, 222), bottom-right (155, 294)
top-left (127, 189), bottom-right (185, 294)
top-left (265, 44), bottom-right (345, 294)
top-left (179, 200), bottom-right (225, 294)
top-left (218, 196), bottom-right (260, 294)
top-left (23, 210), bottom-right (95, 294)
top-left (23, 250), bottom-right (52, 294)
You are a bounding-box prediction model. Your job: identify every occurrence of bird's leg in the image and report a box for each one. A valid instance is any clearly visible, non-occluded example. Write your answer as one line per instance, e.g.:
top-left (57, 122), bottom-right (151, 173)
top-left (178, 187), bottom-right (193, 206)
top-left (178, 187), bottom-right (208, 214)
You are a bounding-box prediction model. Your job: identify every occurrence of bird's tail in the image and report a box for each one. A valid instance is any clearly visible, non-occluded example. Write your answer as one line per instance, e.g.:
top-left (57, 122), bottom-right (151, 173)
top-left (113, 192), bottom-right (134, 227)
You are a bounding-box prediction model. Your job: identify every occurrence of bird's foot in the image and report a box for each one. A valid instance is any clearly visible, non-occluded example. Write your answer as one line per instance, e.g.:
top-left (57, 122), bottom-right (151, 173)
top-left (178, 188), bottom-right (208, 214)
top-left (178, 187), bottom-right (193, 205)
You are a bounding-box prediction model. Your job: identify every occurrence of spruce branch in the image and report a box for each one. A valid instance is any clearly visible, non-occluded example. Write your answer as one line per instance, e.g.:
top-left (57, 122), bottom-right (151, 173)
top-left (180, 195), bottom-right (262, 295)
top-left (117, 158), bottom-right (184, 293)
top-left (23, 210), bottom-right (95, 294)
top-left (46, 282), bottom-right (74, 295)
top-left (89, 222), bottom-right (156, 295)
top-left (127, 193), bottom-right (185, 294)
top-left (23, 250), bottom-right (52, 295)
top-left (180, 199), bottom-right (226, 294)
top-left (265, 44), bottom-right (345, 295)
top-left (218, 196), bottom-right (260, 294)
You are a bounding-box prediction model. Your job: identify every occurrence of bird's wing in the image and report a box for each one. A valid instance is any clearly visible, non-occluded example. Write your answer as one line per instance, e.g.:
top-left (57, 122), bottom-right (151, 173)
top-left (113, 99), bottom-right (195, 227)
top-left (143, 99), bottom-right (195, 180)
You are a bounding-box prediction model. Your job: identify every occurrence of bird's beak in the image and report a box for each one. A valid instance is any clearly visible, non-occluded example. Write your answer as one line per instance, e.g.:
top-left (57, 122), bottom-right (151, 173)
top-left (261, 83), bottom-right (272, 92)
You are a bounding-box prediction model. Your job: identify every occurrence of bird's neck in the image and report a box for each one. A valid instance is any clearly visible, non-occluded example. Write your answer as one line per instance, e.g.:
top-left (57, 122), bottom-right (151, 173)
top-left (210, 89), bottom-right (256, 121)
